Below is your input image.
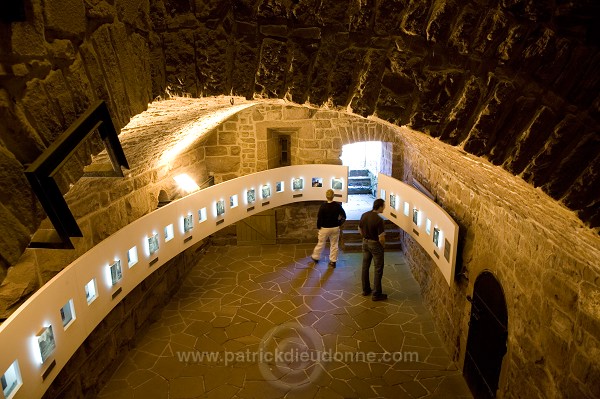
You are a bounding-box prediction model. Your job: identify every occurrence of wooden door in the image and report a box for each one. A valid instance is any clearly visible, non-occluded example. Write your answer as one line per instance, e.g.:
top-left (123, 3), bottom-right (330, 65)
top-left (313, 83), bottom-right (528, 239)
top-left (236, 210), bottom-right (277, 245)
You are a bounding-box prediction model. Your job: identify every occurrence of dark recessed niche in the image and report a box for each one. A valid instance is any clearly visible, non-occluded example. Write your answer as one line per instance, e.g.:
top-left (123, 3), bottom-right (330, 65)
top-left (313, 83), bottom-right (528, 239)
top-left (216, 219), bottom-right (225, 225)
top-left (293, 194), bottom-right (303, 198)
top-left (412, 229), bottom-right (419, 236)
top-left (247, 206), bottom-right (255, 212)
top-left (390, 212), bottom-right (397, 218)
top-left (149, 258), bottom-right (159, 267)
top-left (0, 1), bottom-right (26, 23)
top-left (433, 251), bottom-right (440, 259)
top-left (262, 201), bottom-right (270, 206)
top-left (183, 236), bottom-right (193, 243)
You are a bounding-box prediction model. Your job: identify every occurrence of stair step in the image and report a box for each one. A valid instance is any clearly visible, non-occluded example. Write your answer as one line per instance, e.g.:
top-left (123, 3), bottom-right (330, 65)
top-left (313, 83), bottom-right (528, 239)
top-left (348, 187), bottom-right (372, 194)
top-left (348, 176), bottom-right (372, 184)
top-left (349, 169), bottom-right (370, 177)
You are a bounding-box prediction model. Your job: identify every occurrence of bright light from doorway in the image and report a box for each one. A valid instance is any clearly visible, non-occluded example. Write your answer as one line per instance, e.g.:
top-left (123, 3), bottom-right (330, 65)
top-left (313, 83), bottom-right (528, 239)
top-left (174, 174), bottom-right (200, 193)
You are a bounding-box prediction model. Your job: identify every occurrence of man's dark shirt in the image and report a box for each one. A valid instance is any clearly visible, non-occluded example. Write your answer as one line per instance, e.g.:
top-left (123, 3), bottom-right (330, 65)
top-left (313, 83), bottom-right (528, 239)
top-left (359, 211), bottom-right (385, 240)
top-left (317, 201), bottom-right (346, 228)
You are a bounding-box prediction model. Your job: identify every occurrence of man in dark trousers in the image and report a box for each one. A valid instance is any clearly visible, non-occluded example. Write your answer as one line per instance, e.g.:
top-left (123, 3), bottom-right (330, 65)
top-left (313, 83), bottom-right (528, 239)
top-left (311, 189), bottom-right (346, 268)
top-left (358, 198), bottom-right (387, 301)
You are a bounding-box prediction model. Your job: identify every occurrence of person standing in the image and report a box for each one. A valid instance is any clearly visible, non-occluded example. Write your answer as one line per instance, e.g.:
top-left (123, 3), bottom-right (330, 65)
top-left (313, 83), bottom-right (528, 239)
top-left (311, 189), bottom-right (346, 268)
top-left (358, 198), bottom-right (387, 301)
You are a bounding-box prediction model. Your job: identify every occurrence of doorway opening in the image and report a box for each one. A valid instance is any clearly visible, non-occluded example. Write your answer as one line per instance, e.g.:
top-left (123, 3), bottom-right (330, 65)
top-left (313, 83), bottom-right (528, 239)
top-left (464, 271), bottom-right (508, 398)
top-left (341, 141), bottom-right (392, 220)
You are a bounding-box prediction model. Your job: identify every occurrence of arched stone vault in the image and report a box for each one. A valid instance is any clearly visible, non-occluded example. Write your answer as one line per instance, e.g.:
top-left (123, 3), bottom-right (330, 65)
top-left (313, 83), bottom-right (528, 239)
top-left (1, 1), bottom-right (598, 274)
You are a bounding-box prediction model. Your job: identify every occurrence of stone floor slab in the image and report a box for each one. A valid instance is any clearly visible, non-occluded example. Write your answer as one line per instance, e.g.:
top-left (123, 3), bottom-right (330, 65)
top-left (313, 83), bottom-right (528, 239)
top-left (98, 245), bottom-right (472, 398)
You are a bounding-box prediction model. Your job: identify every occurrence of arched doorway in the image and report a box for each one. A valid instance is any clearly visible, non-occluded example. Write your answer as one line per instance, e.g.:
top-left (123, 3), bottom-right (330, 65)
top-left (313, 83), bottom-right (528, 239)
top-left (464, 271), bottom-right (508, 398)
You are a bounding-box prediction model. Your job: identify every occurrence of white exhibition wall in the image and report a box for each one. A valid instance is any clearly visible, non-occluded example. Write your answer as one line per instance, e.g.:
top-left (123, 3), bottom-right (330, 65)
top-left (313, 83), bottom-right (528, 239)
top-left (377, 173), bottom-right (458, 285)
top-left (0, 165), bottom-right (458, 399)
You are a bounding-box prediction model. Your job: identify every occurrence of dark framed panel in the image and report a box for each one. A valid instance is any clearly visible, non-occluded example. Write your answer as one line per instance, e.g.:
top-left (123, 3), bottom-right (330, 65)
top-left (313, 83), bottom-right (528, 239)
top-left (25, 101), bottom-right (129, 249)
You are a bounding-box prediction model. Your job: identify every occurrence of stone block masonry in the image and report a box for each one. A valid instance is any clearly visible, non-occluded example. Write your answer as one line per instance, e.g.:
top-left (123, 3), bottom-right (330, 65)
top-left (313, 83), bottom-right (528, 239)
top-left (396, 123), bottom-right (600, 399)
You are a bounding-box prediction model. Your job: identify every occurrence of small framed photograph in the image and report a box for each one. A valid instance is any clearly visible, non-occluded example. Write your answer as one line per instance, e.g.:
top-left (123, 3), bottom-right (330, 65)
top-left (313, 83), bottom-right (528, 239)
top-left (389, 194), bottom-right (396, 209)
top-left (198, 207), bottom-right (207, 222)
top-left (85, 279), bottom-right (97, 304)
top-left (331, 178), bottom-right (343, 190)
top-left (292, 178), bottom-right (304, 190)
top-left (311, 177), bottom-right (323, 187)
top-left (128, 246), bottom-right (138, 267)
top-left (262, 185), bottom-right (271, 199)
top-left (60, 299), bottom-right (75, 328)
top-left (216, 200), bottom-right (225, 216)
top-left (184, 214), bottom-right (193, 232)
top-left (230, 194), bottom-right (238, 208)
top-left (412, 208), bottom-right (419, 225)
top-left (110, 260), bottom-right (122, 286)
top-left (433, 227), bottom-right (440, 247)
top-left (1, 360), bottom-right (22, 399)
top-left (247, 189), bottom-right (256, 204)
top-left (37, 325), bottom-right (56, 364)
top-left (148, 233), bottom-right (159, 255)
top-left (276, 181), bottom-right (284, 192)
top-left (164, 224), bottom-right (174, 242)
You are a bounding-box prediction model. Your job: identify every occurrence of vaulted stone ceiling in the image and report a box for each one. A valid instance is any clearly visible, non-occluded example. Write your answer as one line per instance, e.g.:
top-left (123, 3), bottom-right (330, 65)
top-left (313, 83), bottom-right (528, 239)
top-left (149, 0), bottom-right (600, 228)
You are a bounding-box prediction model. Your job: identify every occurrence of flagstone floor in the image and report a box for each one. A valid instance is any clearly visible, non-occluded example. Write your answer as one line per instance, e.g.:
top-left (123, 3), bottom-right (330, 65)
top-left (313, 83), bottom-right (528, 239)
top-left (98, 245), bottom-right (472, 399)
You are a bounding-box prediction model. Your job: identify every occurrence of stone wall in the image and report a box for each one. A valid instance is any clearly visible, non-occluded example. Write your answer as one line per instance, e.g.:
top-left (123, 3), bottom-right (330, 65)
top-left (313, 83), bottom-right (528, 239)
top-left (42, 239), bottom-right (209, 399)
top-left (0, 0), bottom-right (154, 277)
top-left (394, 123), bottom-right (600, 398)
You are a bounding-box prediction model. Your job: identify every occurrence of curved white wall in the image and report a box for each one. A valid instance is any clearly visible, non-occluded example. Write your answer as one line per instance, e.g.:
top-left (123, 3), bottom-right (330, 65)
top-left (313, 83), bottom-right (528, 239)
top-left (0, 165), bottom-right (458, 399)
top-left (377, 173), bottom-right (459, 285)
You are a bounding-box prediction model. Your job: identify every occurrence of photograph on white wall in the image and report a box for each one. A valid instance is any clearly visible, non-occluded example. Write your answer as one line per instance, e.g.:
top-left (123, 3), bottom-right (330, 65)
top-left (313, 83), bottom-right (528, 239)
top-left (148, 233), bottom-right (159, 255)
top-left (311, 177), bottom-right (323, 187)
top-left (292, 178), bottom-right (304, 190)
top-left (247, 189), bottom-right (256, 204)
top-left (60, 299), bottom-right (75, 328)
top-left (262, 185), bottom-right (271, 199)
top-left (184, 214), bottom-right (193, 232)
top-left (433, 227), bottom-right (441, 247)
top-left (216, 200), bottom-right (225, 216)
top-left (1, 361), bottom-right (22, 399)
top-left (37, 325), bottom-right (56, 364)
top-left (276, 181), bottom-right (284, 192)
top-left (332, 178), bottom-right (343, 190)
top-left (389, 194), bottom-right (396, 209)
top-left (110, 260), bottom-right (122, 285)
top-left (85, 279), bottom-right (97, 304)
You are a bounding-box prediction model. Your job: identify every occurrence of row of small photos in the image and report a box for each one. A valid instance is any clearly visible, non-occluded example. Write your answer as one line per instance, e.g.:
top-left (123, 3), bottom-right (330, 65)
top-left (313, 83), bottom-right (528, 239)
top-left (215, 177), bottom-right (344, 217)
top-left (384, 189), bottom-right (451, 262)
top-left (0, 176), bottom-right (346, 399)
top-left (1, 293), bottom-right (76, 398)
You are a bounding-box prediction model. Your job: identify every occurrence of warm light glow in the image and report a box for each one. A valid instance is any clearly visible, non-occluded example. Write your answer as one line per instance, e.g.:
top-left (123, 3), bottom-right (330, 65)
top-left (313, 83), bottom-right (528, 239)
top-left (174, 174), bottom-right (200, 193)
top-left (159, 105), bottom-right (253, 165)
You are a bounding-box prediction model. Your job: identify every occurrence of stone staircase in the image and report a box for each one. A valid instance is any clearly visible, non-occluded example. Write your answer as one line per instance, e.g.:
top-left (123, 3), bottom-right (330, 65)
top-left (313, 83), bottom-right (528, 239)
top-left (348, 169), bottom-right (372, 194)
top-left (341, 219), bottom-right (403, 252)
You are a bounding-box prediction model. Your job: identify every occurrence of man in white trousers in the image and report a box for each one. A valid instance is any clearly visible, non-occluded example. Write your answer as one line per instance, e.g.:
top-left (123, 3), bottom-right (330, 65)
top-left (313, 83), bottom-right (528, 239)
top-left (311, 189), bottom-right (347, 268)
